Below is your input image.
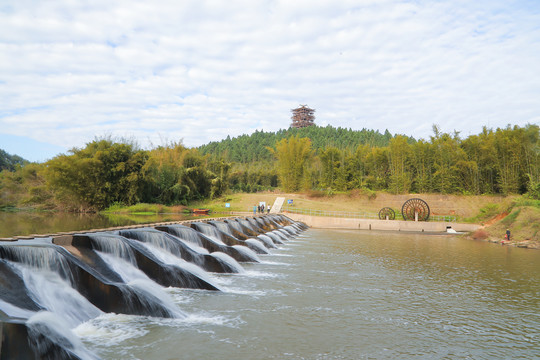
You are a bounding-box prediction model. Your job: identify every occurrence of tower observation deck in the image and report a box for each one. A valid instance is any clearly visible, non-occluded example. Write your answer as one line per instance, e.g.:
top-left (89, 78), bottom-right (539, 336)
top-left (290, 105), bottom-right (315, 128)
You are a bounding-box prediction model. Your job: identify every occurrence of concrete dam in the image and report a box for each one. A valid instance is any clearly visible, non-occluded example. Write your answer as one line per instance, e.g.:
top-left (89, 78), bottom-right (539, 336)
top-left (0, 214), bottom-right (307, 360)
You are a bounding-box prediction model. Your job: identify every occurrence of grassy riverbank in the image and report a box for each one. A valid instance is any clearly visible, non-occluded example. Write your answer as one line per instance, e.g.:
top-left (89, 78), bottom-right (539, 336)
top-left (98, 191), bottom-right (539, 249)
top-left (469, 198), bottom-right (540, 249)
top-left (201, 191), bottom-right (538, 248)
top-left (103, 203), bottom-right (190, 215)
top-left (190, 191), bottom-right (513, 218)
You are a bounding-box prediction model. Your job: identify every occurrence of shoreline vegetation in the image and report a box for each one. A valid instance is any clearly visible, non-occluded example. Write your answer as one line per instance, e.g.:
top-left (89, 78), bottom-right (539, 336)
top-left (21, 191), bottom-right (540, 249)
top-left (0, 124), bottom-right (538, 247)
top-left (0, 191), bottom-right (538, 249)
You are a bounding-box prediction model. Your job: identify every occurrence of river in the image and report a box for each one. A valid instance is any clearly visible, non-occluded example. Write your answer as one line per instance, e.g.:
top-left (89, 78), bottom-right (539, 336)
top-left (76, 228), bottom-right (539, 359)
top-left (0, 211), bottom-right (208, 238)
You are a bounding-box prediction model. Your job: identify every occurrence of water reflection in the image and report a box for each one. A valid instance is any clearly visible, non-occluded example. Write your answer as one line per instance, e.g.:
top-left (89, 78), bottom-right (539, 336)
top-left (0, 211), bottom-right (213, 238)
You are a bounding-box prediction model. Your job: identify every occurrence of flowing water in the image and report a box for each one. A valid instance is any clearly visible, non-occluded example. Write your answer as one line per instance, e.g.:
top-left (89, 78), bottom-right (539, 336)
top-left (74, 229), bottom-right (539, 359)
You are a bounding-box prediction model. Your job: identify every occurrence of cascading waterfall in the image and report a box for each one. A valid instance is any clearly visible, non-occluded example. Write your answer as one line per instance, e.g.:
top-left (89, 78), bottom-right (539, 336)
top-left (96, 251), bottom-right (185, 318)
top-left (266, 231), bottom-right (285, 244)
top-left (76, 233), bottom-right (188, 317)
top-left (257, 234), bottom-right (278, 248)
top-left (168, 225), bottom-right (226, 250)
top-left (0, 245), bottom-right (102, 327)
top-left (232, 245), bottom-right (260, 262)
top-left (238, 218), bottom-right (262, 233)
top-left (118, 229), bottom-right (207, 268)
top-left (224, 220), bottom-right (244, 234)
top-left (254, 217), bottom-right (271, 231)
top-left (0, 245), bottom-right (76, 284)
top-left (139, 242), bottom-right (221, 291)
top-left (119, 228), bottom-right (244, 274)
top-left (179, 238), bottom-right (210, 254)
top-left (245, 239), bottom-right (270, 254)
top-left (27, 311), bottom-right (101, 360)
top-left (157, 225), bottom-right (260, 263)
top-left (210, 221), bottom-right (235, 237)
top-left (88, 233), bottom-right (137, 264)
top-left (275, 228), bottom-right (293, 238)
top-left (165, 225), bottom-right (206, 247)
top-left (193, 222), bottom-right (270, 255)
top-left (0, 215), bottom-right (307, 359)
top-left (192, 223), bottom-right (228, 245)
top-left (283, 225), bottom-right (299, 235)
top-left (18, 262), bottom-right (103, 328)
top-left (209, 252), bottom-right (245, 273)
top-left (226, 218), bottom-right (260, 237)
top-left (96, 251), bottom-right (147, 283)
top-left (0, 298), bottom-right (36, 319)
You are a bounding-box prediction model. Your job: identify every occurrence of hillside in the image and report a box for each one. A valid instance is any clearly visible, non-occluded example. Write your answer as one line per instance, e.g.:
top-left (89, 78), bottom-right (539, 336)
top-left (198, 125), bottom-right (404, 162)
top-left (196, 191), bottom-right (538, 249)
top-left (472, 199), bottom-right (540, 249)
top-left (193, 191), bottom-right (511, 219)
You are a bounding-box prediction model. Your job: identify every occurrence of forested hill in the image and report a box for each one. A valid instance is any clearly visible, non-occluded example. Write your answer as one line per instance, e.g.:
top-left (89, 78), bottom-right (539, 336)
top-left (198, 125), bottom-right (407, 163)
top-left (0, 149), bottom-right (27, 171)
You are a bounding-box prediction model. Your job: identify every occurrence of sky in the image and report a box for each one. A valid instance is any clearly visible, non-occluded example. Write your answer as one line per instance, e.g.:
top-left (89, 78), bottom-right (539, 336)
top-left (1, 0), bottom-right (539, 162)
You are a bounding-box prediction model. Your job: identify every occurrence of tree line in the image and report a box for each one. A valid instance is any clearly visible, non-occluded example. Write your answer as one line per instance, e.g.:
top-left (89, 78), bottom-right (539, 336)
top-left (1, 124), bottom-right (538, 212)
top-left (0, 139), bottom-right (229, 211)
top-left (198, 125), bottom-right (402, 163)
top-left (268, 125), bottom-right (539, 198)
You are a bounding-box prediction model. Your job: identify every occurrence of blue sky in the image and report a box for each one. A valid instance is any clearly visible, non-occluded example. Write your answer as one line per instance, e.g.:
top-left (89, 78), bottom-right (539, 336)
top-left (1, 0), bottom-right (539, 162)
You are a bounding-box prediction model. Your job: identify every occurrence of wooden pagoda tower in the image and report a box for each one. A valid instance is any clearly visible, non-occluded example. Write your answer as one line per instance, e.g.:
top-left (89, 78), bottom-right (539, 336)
top-left (290, 105), bottom-right (315, 128)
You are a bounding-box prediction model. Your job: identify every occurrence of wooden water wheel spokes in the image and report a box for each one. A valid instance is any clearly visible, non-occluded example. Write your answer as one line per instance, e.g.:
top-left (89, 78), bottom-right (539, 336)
top-left (378, 207), bottom-right (396, 220)
top-left (401, 198), bottom-right (430, 221)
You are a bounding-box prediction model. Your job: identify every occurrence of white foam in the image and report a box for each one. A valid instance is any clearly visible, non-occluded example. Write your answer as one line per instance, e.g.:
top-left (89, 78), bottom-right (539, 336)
top-left (74, 313), bottom-right (149, 346)
top-left (221, 288), bottom-right (267, 296)
top-left (28, 311), bottom-right (99, 360)
top-left (260, 261), bottom-right (290, 266)
top-left (17, 263), bottom-right (103, 328)
top-left (243, 270), bottom-right (282, 279)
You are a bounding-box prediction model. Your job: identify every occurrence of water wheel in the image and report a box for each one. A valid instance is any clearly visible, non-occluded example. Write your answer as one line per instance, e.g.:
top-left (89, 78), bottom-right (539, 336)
top-left (401, 198), bottom-right (430, 221)
top-left (378, 207), bottom-right (395, 220)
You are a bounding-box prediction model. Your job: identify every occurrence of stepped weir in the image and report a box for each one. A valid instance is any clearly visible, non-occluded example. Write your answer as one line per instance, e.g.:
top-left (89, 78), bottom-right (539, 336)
top-left (0, 214), bottom-right (307, 360)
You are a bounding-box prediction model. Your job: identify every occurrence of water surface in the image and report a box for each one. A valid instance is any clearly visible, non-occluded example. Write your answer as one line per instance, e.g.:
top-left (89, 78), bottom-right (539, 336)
top-left (79, 229), bottom-right (540, 359)
top-left (0, 211), bottom-right (210, 238)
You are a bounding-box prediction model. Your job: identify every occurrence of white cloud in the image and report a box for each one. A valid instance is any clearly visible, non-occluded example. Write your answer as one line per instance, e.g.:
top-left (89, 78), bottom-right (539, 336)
top-left (1, 0), bottom-right (539, 160)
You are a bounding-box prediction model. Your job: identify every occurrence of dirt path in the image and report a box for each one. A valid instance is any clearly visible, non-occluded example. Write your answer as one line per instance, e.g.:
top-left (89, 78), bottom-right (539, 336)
top-left (483, 212), bottom-right (509, 227)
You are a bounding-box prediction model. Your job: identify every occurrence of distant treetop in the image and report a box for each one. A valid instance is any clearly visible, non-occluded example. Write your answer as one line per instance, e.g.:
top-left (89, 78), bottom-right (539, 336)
top-left (198, 125), bottom-right (398, 163)
top-left (291, 105), bottom-right (315, 128)
top-left (0, 148), bottom-right (27, 171)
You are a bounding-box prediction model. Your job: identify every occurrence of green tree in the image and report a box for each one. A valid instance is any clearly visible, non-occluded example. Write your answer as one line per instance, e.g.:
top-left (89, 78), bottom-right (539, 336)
top-left (388, 135), bottom-right (412, 194)
top-left (0, 149), bottom-right (27, 172)
top-left (363, 147), bottom-right (389, 190)
top-left (410, 140), bottom-right (434, 193)
top-left (45, 139), bottom-right (148, 210)
top-left (268, 136), bottom-right (312, 192)
top-left (493, 126), bottom-right (522, 194)
top-left (319, 147), bottom-right (342, 189)
top-left (430, 126), bottom-right (464, 194)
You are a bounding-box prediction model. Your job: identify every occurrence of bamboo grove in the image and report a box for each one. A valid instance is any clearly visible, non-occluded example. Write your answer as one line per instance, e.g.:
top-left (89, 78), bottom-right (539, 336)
top-left (0, 124), bottom-right (538, 212)
top-left (206, 124), bottom-right (539, 198)
top-left (0, 139), bottom-right (230, 211)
